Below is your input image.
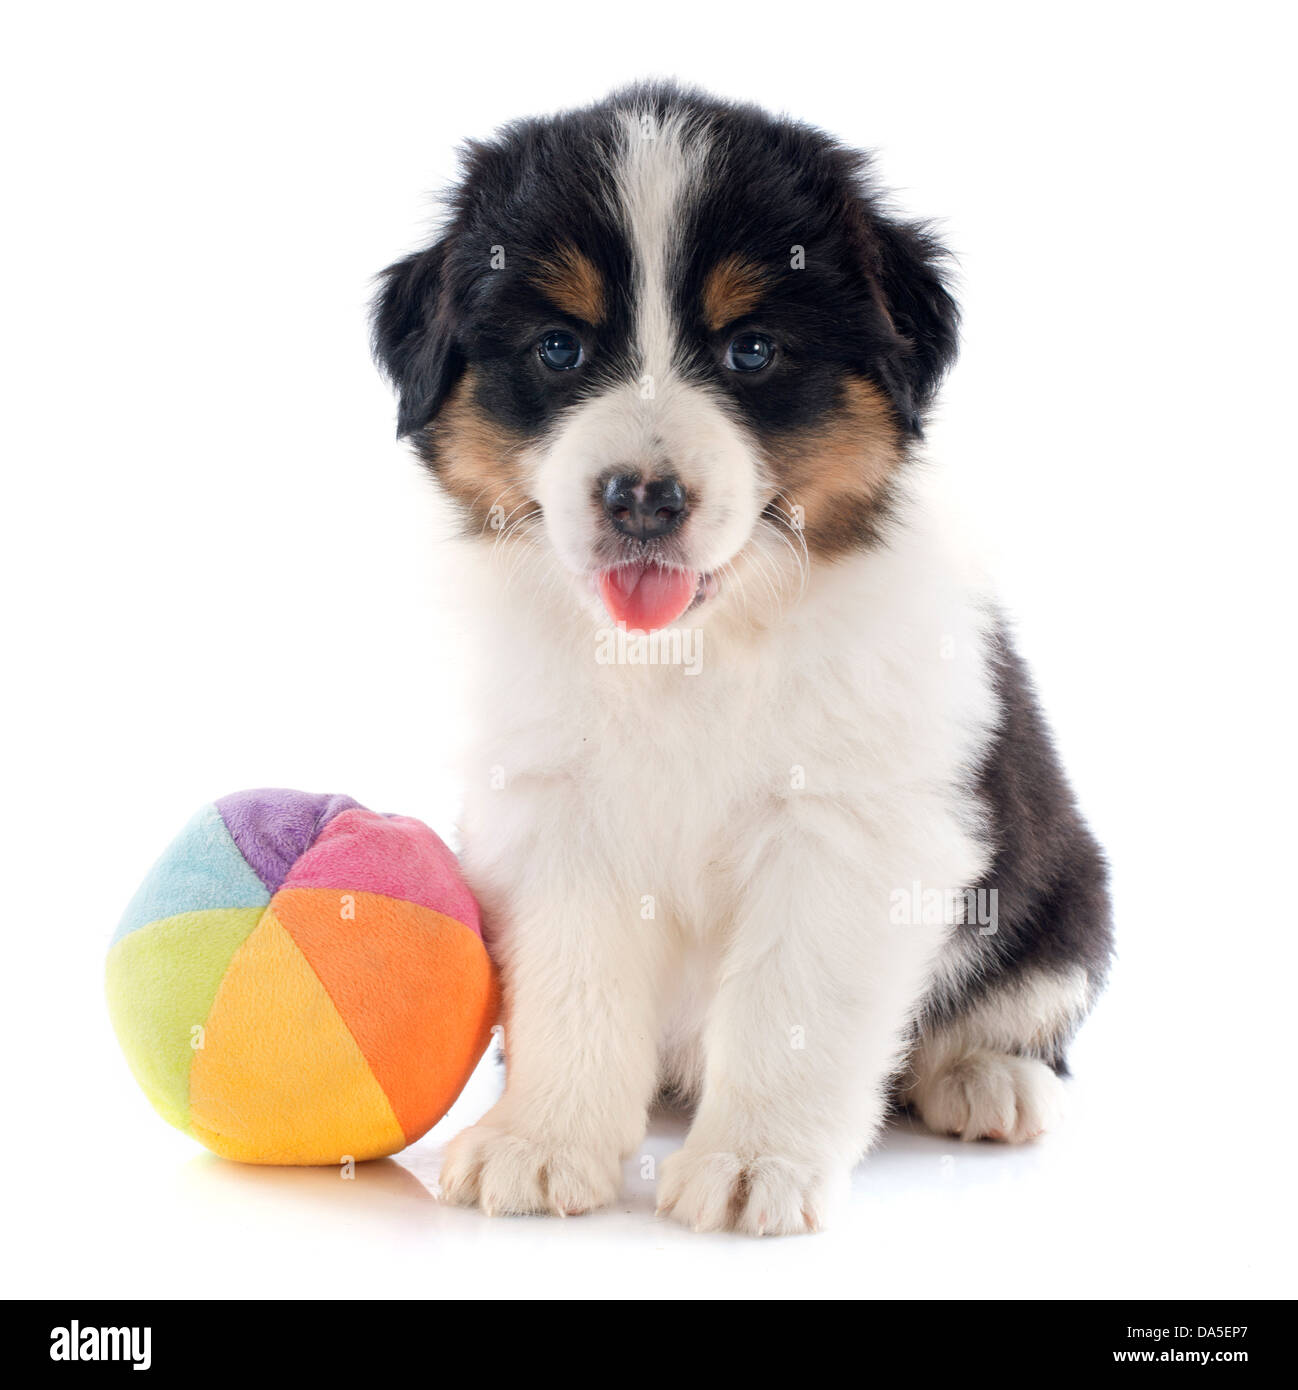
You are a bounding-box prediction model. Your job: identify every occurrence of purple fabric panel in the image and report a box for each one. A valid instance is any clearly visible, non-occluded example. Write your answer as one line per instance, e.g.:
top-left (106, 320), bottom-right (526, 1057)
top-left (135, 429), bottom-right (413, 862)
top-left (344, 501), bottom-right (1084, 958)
top-left (214, 788), bottom-right (362, 893)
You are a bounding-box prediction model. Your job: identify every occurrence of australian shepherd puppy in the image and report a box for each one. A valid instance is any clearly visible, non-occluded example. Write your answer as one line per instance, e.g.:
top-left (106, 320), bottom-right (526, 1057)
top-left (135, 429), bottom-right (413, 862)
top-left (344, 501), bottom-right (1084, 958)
top-left (372, 84), bottom-right (1113, 1235)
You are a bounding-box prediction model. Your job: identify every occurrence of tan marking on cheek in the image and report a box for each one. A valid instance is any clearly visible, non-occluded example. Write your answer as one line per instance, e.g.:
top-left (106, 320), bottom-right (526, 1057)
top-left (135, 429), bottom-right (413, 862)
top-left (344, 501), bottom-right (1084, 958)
top-left (702, 255), bottom-right (769, 332)
top-left (529, 244), bottom-right (605, 326)
top-left (428, 373), bottom-right (535, 534)
top-left (764, 378), bottom-right (904, 559)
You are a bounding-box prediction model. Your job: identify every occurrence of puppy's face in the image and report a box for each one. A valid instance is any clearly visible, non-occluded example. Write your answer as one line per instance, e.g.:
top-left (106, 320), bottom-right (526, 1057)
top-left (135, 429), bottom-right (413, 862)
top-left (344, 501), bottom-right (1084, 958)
top-left (374, 87), bottom-right (957, 631)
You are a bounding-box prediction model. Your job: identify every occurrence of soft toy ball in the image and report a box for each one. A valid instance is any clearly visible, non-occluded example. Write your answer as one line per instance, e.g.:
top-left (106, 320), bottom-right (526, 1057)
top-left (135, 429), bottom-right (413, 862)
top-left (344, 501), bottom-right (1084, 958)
top-left (106, 789), bottom-right (498, 1165)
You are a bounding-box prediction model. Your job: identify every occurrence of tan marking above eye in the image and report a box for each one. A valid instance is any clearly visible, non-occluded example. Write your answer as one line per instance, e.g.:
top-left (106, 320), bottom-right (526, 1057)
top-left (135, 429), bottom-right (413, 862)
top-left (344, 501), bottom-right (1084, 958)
top-left (528, 244), bottom-right (605, 326)
top-left (702, 254), bottom-right (769, 332)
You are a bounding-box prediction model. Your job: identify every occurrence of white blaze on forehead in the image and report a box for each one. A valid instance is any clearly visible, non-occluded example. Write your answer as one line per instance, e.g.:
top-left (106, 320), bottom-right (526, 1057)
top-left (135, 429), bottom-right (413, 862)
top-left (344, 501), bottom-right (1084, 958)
top-left (612, 108), bottom-right (710, 380)
top-left (530, 106), bottom-right (765, 581)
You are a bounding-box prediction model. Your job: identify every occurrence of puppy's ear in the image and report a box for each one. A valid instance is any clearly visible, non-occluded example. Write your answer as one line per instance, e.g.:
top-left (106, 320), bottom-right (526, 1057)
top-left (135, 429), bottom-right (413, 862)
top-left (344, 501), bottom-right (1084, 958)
top-left (862, 215), bottom-right (960, 436)
top-left (371, 241), bottom-right (465, 438)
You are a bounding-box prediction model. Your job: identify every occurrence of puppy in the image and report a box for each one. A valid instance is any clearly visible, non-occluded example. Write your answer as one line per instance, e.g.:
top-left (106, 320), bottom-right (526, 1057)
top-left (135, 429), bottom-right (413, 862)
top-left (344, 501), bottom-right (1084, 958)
top-left (373, 84), bottom-right (1113, 1235)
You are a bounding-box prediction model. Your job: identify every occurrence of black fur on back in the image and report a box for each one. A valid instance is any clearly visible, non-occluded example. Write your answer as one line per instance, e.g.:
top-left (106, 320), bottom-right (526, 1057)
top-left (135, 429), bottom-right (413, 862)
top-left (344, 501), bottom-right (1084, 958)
top-left (923, 619), bottom-right (1114, 1073)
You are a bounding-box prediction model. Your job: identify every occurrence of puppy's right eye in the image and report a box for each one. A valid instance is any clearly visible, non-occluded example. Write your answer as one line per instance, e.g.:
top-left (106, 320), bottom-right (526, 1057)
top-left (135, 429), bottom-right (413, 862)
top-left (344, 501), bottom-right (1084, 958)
top-left (537, 330), bottom-right (583, 371)
top-left (725, 333), bottom-right (775, 372)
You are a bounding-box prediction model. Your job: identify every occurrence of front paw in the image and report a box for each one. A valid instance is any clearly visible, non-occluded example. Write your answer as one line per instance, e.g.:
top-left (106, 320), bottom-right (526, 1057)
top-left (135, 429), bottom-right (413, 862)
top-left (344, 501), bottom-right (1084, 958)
top-left (657, 1147), bottom-right (834, 1236)
top-left (438, 1121), bottom-right (621, 1217)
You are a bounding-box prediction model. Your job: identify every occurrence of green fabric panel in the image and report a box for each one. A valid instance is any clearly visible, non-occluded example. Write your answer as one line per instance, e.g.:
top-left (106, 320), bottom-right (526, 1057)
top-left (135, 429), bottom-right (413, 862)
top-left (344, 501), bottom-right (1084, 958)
top-left (105, 906), bottom-right (266, 1133)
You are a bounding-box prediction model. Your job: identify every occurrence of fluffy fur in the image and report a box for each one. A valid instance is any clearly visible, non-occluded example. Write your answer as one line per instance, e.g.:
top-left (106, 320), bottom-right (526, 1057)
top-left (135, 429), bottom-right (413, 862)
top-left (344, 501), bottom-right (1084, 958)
top-left (373, 84), bottom-right (1112, 1235)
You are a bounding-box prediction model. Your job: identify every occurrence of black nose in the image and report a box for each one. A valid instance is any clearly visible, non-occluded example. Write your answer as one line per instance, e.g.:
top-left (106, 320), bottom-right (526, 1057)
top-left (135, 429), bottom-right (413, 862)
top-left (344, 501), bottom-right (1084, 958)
top-left (602, 474), bottom-right (687, 540)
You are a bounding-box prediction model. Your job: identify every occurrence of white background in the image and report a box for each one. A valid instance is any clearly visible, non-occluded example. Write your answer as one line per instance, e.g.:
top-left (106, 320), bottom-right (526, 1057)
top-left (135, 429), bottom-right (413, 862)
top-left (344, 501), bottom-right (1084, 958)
top-left (3, 0), bottom-right (1295, 1300)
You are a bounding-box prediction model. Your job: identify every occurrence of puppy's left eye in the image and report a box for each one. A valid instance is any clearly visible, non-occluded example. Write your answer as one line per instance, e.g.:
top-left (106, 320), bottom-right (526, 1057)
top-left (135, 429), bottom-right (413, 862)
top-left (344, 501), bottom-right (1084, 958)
top-left (537, 330), bottom-right (583, 371)
top-left (725, 333), bottom-right (775, 372)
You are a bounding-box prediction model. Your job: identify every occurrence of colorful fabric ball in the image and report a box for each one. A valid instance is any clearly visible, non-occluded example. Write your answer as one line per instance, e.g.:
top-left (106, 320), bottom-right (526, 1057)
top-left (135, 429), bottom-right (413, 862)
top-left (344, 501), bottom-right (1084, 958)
top-left (106, 789), bottom-right (498, 1165)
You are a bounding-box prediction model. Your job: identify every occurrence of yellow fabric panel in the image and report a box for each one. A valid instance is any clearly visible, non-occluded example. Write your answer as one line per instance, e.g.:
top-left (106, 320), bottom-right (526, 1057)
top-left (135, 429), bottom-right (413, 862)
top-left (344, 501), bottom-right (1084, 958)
top-left (187, 910), bottom-right (406, 1165)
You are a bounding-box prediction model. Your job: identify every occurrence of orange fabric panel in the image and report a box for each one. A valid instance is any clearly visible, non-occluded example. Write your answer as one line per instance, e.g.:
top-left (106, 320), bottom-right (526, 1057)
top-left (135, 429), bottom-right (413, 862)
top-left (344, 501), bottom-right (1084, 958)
top-left (270, 888), bottom-right (499, 1143)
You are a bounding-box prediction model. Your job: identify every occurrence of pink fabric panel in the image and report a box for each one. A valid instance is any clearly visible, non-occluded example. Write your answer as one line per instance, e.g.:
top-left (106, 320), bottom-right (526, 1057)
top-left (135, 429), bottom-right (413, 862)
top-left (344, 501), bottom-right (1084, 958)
top-left (281, 808), bottom-right (481, 937)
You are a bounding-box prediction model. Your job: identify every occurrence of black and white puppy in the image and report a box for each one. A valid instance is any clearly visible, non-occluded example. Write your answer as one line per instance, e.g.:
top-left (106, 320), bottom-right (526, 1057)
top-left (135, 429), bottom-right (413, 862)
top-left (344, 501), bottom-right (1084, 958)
top-left (373, 84), bottom-right (1113, 1235)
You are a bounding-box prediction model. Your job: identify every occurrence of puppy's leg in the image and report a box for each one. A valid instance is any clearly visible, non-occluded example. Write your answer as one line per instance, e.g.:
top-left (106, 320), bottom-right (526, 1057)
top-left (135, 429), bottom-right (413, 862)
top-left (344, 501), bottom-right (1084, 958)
top-left (439, 873), bottom-right (666, 1217)
top-left (909, 619), bottom-right (1113, 1143)
top-left (903, 968), bottom-right (1089, 1142)
top-left (657, 811), bottom-right (959, 1236)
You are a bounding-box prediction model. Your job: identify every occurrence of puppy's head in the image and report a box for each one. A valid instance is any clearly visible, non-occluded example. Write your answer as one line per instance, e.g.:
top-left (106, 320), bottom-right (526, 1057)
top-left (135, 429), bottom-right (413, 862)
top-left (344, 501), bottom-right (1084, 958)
top-left (373, 84), bottom-right (957, 631)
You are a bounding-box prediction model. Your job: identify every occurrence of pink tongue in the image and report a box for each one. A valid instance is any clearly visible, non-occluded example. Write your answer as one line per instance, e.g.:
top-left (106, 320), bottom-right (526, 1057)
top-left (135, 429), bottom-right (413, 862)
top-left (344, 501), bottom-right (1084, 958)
top-left (597, 563), bottom-right (700, 632)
